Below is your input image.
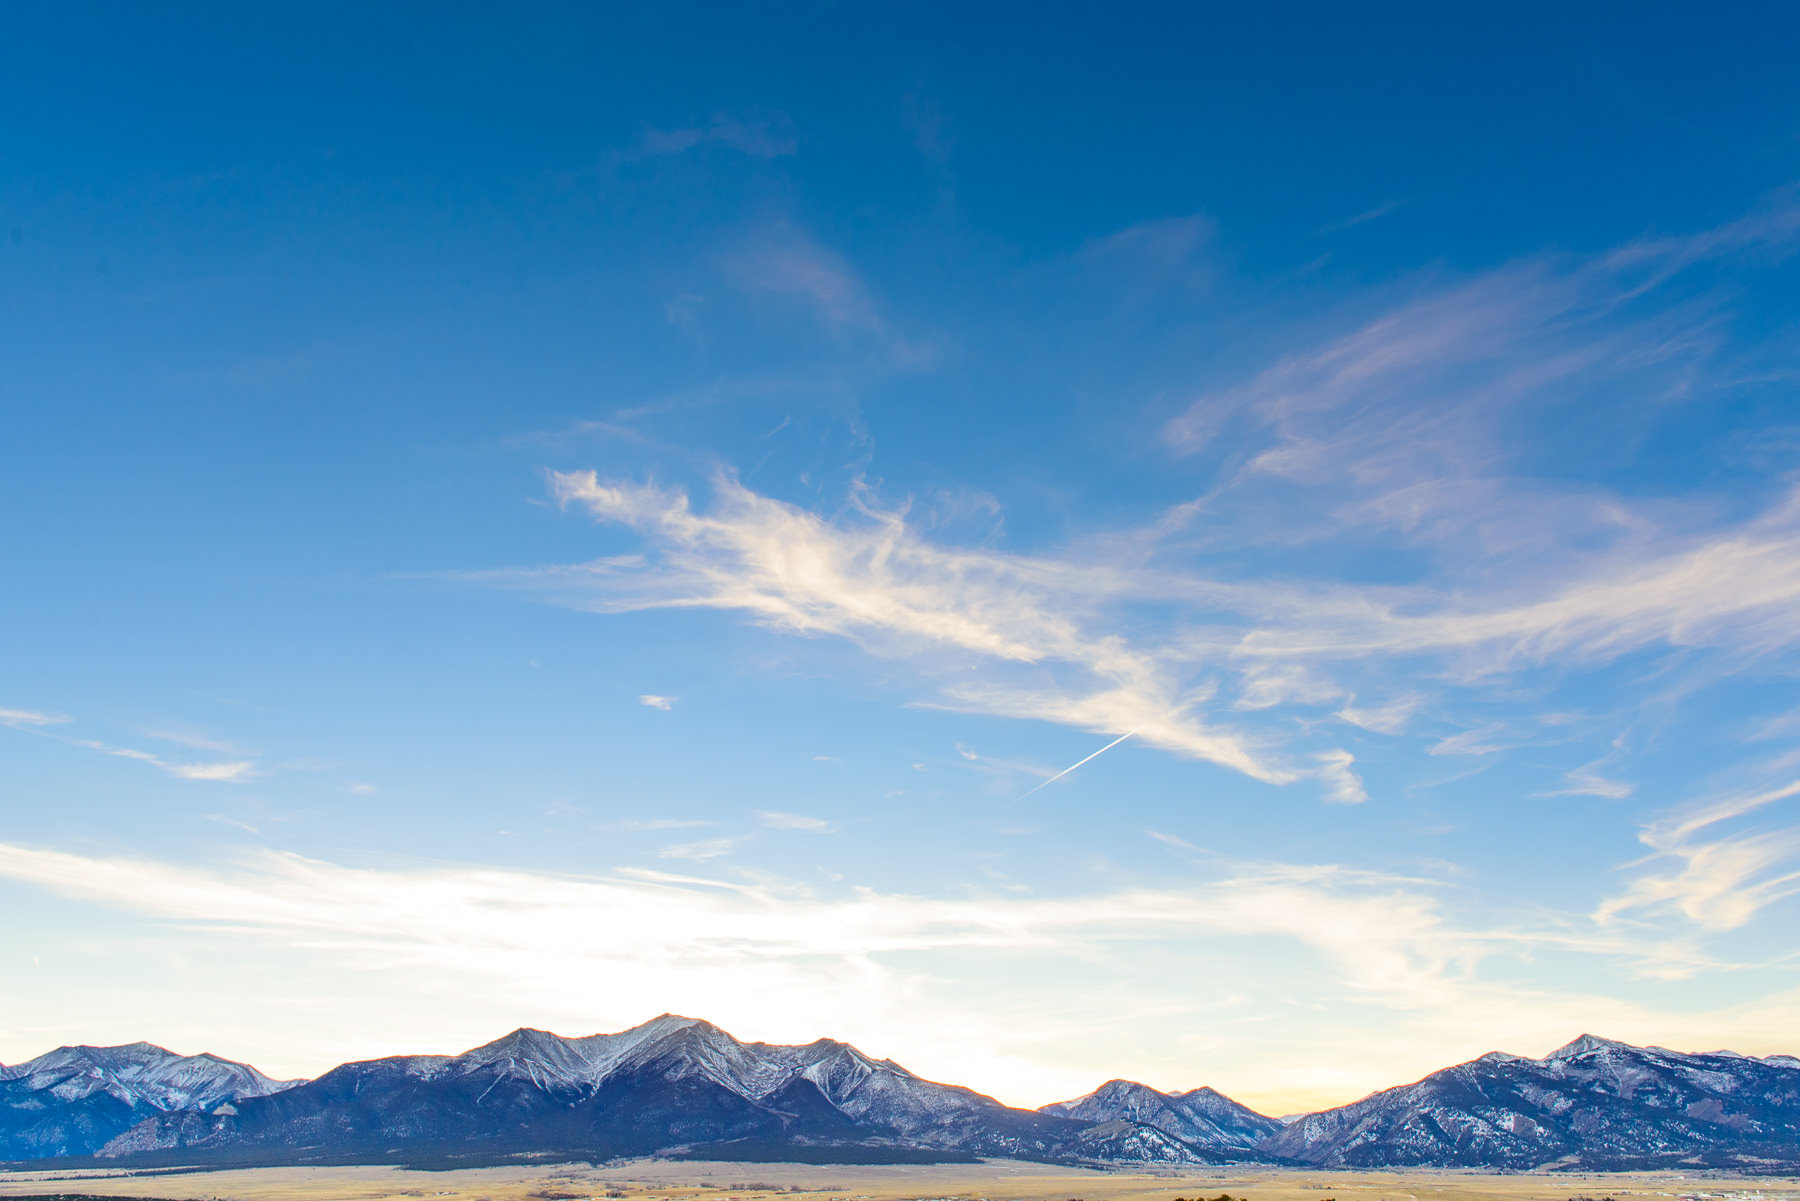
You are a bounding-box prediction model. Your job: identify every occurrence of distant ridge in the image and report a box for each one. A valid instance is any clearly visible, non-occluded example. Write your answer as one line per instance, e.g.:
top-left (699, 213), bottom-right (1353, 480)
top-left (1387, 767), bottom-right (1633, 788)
top-left (0, 1042), bottom-right (297, 1160)
top-left (1038, 1078), bottom-right (1283, 1153)
top-left (78, 1016), bottom-right (1164, 1168)
top-left (5, 1022), bottom-right (1799, 1171)
top-left (1265, 1033), bottom-right (1800, 1170)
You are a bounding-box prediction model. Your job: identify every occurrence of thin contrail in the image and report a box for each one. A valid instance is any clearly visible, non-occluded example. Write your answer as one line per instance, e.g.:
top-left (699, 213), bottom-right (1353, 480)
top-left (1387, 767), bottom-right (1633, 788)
top-left (1015, 727), bottom-right (1141, 802)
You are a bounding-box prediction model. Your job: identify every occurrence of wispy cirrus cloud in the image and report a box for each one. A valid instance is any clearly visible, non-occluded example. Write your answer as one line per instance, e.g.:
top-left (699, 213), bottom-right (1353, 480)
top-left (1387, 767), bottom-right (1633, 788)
top-left (721, 223), bottom-right (931, 366)
top-left (1313, 749), bottom-right (1367, 805)
top-left (404, 427), bottom-right (1788, 822)
top-left (1225, 492), bottom-right (1800, 671)
top-left (756, 810), bottom-right (837, 832)
top-left (1548, 763), bottom-right (1636, 801)
top-left (527, 464), bottom-right (1800, 805)
top-left (541, 469), bottom-right (1308, 791)
top-left (0, 706), bottom-right (69, 727)
top-left (1318, 199), bottom-right (1409, 234)
top-left (0, 838), bottom-right (1784, 1110)
top-left (63, 735), bottom-right (255, 783)
top-left (162, 759), bottom-right (258, 782)
top-left (455, 204), bottom-right (1800, 815)
top-left (1074, 215), bottom-right (1216, 297)
top-left (1164, 201), bottom-right (1800, 562)
top-left (3, 707), bottom-right (257, 783)
top-left (1541, 737), bottom-right (1636, 800)
top-left (657, 835), bottom-right (748, 861)
top-left (1599, 780), bottom-right (1800, 932)
top-left (1336, 692), bottom-right (1425, 734)
top-left (725, 225), bottom-right (881, 332)
top-left (640, 112), bottom-right (797, 158)
top-left (149, 729), bottom-right (250, 755)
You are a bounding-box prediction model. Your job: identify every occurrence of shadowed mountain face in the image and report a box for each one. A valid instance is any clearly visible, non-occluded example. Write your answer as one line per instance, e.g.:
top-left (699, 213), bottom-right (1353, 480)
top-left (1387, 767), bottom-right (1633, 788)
top-left (1264, 1034), bottom-right (1800, 1170)
top-left (0, 1043), bottom-right (297, 1160)
top-left (1039, 1078), bottom-right (1283, 1154)
top-left (96, 1016), bottom-right (1183, 1166)
top-left (8, 1025), bottom-right (1800, 1170)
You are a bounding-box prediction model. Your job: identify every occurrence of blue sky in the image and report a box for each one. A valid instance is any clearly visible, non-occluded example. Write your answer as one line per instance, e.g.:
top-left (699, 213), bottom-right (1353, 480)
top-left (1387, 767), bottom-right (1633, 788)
top-left (5, 2), bottom-right (1800, 1113)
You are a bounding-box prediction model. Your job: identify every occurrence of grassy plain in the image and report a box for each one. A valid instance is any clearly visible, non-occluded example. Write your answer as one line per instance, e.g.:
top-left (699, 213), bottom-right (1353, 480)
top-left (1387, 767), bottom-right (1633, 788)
top-left (1, 1161), bottom-right (1797, 1201)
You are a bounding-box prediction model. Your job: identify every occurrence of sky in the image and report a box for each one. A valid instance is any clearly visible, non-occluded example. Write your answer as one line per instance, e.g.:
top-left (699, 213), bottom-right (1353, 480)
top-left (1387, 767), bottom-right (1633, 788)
top-left (4, 1), bottom-right (1800, 1117)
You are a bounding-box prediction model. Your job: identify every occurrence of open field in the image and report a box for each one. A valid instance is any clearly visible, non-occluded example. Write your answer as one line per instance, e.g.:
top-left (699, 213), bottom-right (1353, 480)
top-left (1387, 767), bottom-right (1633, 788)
top-left (1, 1162), bottom-right (1797, 1201)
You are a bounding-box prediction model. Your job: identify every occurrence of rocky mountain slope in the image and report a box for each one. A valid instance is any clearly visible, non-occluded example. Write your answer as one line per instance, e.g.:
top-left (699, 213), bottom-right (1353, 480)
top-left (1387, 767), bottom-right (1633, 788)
top-left (1265, 1034), bottom-right (1800, 1170)
top-left (9, 1024), bottom-right (1800, 1171)
top-left (97, 1015), bottom-right (1238, 1166)
top-left (0, 1042), bottom-right (297, 1160)
top-left (1040, 1078), bottom-right (1283, 1152)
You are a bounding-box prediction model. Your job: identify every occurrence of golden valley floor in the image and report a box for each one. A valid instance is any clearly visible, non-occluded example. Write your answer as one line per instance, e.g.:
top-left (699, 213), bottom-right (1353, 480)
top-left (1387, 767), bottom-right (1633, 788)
top-left (1, 1162), bottom-right (1797, 1201)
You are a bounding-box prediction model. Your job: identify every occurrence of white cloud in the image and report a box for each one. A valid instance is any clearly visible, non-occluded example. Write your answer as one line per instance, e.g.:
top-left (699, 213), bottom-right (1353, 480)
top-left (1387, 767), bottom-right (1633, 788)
top-left (3, 707), bottom-right (259, 783)
top-left (657, 836), bottom-right (747, 861)
top-left (444, 203), bottom-right (1800, 831)
top-left (1233, 661), bottom-right (1342, 711)
top-left (1428, 725), bottom-right (1522, 757)
top-left (1542, 750), bottom-right (1636, 799)
top-left (149, 729), bottom-right (247, 754)
top-left (0, 839), bottom-right (1788, 1111)
top-left (1161, 204), bottom-right (1800, 512)
top-left (58, 734), bottom-right (257, 783)
top-left (1073, 215), bottom-right (1215, 298)
top-left (726, 226), bottom-right (882, 334)
top-left (1153, 204), bottom-right (1800, 675)
top-left (720, 223), bottom-right (930, 366)
top-left (1313, 749), bottom-right (1368, 805)
top-left (1745, 707), bottom-right (1800, 743)
top-left (639, 694), bottom-right (676, 710)
top-left (166, 761), bottom-right (257, 783)
top-left (1246, 496), bottom-right (1800, 670)
top-left (528, 454), bottom-right (1800, 809)
top-left (1318, 199), bottom-right (1408, 234)
top-left (1080, 215), bottom-right (1214, 265)
top-left (640, 113), bottom-right (797, 158)
top-left (1146, 829), bottom-right (1200, 853)
top-left (756, 810), bottom-right (836, 832)
top-left (547, 470), bottom-right (1294, 786)
top-left (1336, 692), bottom-right (1424, 734)
top-left (1599, 780), bottom-right (1800, 931)
top-left (0, 707), bottom-right (68, 727)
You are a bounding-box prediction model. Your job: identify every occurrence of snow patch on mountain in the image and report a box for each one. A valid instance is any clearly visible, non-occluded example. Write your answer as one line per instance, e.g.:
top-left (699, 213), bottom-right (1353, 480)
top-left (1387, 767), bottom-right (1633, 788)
top-left (1263, 1034), bottom-right (1800, 1170)
top-left (0, 1042), bottom-right (296, 1112)
top-left (1038, 1077), bottom-right (1281, 1157)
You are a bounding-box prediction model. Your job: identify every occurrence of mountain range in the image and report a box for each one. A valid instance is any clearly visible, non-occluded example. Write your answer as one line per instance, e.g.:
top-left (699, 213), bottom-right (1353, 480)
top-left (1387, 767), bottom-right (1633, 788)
top-left (1265, 1033), bottom-right (1800, 1171)
top-left (3, 1018), bottom-right (1797, 1173)
top-left (0, 1041), bottom-right (295, 1161)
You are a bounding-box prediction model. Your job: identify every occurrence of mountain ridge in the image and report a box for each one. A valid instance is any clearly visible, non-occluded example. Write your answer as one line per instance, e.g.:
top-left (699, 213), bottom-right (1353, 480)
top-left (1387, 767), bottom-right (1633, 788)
top-left (87, 1015), bottom-right (1136, 1167)
top-left (5, 1022), bottom-right (1800, 1171)
top-left (1264, 1032), bottom-right (1800, 1171)
top-left (1038, 1078), bottom-right (1283, 1152)
top-left (0, 1041), bottom-right (297, 1161)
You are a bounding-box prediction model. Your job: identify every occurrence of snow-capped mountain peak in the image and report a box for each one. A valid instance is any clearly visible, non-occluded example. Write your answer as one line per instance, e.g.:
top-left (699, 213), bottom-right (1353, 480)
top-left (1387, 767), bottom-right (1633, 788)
top-left (1038, 1077), bottom-right (1281, 1154)
top-left (10, 1024), bottom-right (1800, 1173)
top-left (0, 1040), bottom-right (303, 1161)
top-left (0, 1041), bottom-right (295, 1112)
top-left (1546, 1032), bottom-right (1629, 1060)
top-left (80, 1016), bottom-right (1127, 1166)
top-left (1264, 1032), bottom-right (1800, 1171)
